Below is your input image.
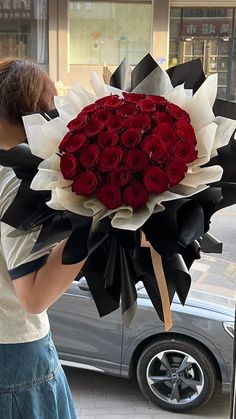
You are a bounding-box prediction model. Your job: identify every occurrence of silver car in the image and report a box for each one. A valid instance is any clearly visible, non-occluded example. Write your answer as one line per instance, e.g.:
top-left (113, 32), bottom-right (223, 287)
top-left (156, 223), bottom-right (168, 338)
top-left (48, 255), bottom-right (235, 413)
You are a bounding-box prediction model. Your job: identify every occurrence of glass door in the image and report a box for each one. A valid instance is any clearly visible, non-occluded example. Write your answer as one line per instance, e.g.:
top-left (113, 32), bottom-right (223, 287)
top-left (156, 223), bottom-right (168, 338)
top-left (183, 39), bottom-right (205, 64)
top-left (182, 39), bottom-right (231, 99)
top-left (206, 39), bottom-right (230, 99)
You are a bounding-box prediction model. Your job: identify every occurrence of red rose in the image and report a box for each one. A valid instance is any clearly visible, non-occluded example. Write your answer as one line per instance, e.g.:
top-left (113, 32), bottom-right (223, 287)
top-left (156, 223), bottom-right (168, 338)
top-left (96, 95), bottom-right (123, 109)
top-left (98, 130), bottom-right (118, 149)
top-left (99, 146), bottom-right (123, 172)
top-left (106, 115), bottom-right (126, 132)
top-left (120, 128), bottom-right (141, 148)
top-left (143, 166), bottom-right (168, 193)
top-left (142, 135), bottom-right (168, 163)
top-left (147, 95), bottom-right (167, 108)
top-left (91, 109), bottom-right (112, 123)
top-left (166, 103), bottom-right (190, 122)
top-left (122, 92), bottom-right (147, 103)
top-left (95, 96), bottom-right (112, 106)
top-left (138, 99), bottom-right (156, 113)
top-left (175, 120), bottom-right (197, 146)
top-left (123, 181), bottom-right (148, 210)
top-left (101, 95), bottom-right (123, 109)
top-left (72, 170), bottom-right (98, 196)
top-left (79, 144), bottom-right (100, 169)
top-left (59, 131), bottom-right (87, 153)
top-left (125, 149), bottom-right (148, 172)
top-left (81, 103), bottom-right (98, 114)
top-left (166, 158), bottom-right (187, 186)
top-left (128, 113), bottom-right (151, 131)
top-left (67, 113), bottom-right (87, 130)
top-left (117, 103), bottom-right (138, 117)
top-left (96, 183), bottom-right (122, 209)
top-left (107, 166), bottom-right (132, 187)
top-left (59, 131), bottom-right (71, 152)
top-left (153, 122), bottom-right (177, 144)
top-left (84, 119), bottom-right (104, 137)
top-left (173, 141), bottom-right (197, 164)
top-left (153, 111), bottom-right (173, 125)
top-left (60, 153), bottom-right (78, 180)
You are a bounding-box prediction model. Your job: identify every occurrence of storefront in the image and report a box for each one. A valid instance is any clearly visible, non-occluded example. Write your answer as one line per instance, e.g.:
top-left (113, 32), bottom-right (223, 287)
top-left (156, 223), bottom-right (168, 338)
top-left (169, 5), bottom-right (236, 100)
top-left (0, 0), bottom-right (48, 71)
top-left (0, 0), bottom-right (235, 100)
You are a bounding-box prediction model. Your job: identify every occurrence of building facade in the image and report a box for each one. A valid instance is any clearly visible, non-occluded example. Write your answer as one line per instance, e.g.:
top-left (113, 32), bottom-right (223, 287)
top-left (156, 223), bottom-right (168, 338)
top-left (0, 0), bottom-right (235, 100)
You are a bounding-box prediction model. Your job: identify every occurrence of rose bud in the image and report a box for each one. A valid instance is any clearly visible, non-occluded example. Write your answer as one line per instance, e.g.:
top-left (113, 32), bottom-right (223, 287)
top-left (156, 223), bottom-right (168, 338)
top-left (96, 183), bottom-right (122, 209)
top-left (79, 144), bottom-right (100, 169)
top-left (72, 170), bottom-right (98, 196)
top-left (143, 165), bottom-right (168, 194)
top-left (60, 153), bottom-right (78, 180)
top-left (166, 157), bottom-right (187, 186)
top-left (123, 180), bottom-right (148, 210)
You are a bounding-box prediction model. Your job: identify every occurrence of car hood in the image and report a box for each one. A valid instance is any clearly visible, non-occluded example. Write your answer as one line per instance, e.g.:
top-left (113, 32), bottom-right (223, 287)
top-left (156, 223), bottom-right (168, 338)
top-left (138, 255), bottom-right (236, 315)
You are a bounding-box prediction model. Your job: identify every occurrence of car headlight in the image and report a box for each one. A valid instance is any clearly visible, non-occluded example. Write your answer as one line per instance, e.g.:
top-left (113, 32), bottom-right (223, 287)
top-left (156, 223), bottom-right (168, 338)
top-left (223, 321), bottom-right (235, 338)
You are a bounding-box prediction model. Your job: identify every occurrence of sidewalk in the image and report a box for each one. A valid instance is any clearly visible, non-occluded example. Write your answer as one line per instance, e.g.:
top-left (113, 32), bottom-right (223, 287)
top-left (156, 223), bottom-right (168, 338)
top-left (65, 366), bottom-right (229, 419)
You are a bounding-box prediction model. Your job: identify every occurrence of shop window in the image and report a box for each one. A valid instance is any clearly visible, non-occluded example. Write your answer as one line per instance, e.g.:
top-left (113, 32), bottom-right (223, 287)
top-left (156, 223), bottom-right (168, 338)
top-left (169, 7), bottom-right (236, 101)
top-left (230, 39), bottom-right (236, 101)
top-left (234, 9), bottom-right (236, 38)
top-left (169, 7), bottom-right (181, 67)
top-left (183, 8), bottom-right (233, 19)
top-left (0, 0), bottom-right (48, 64)
top-left (68, 1), bottom-right (152, 65)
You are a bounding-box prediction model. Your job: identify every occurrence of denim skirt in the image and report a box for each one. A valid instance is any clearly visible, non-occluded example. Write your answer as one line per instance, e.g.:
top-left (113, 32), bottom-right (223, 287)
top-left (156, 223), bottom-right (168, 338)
top-left (0, 331), bottom-right (77, 419)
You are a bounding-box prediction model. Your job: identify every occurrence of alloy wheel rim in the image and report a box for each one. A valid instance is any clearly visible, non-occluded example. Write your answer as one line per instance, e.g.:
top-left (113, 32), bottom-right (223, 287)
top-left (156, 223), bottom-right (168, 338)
top-left (146, 349), bottom-right (205, 405)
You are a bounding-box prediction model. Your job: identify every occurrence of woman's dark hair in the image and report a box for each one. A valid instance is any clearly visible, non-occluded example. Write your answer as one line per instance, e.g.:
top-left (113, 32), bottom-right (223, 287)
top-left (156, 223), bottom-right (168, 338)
top-left (0, 58), bottom-right (57, 125)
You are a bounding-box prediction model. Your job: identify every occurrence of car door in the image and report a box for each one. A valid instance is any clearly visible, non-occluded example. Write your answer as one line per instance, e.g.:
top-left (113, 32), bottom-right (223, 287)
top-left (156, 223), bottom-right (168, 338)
top-left (48, 277), bottom-right (123, 371)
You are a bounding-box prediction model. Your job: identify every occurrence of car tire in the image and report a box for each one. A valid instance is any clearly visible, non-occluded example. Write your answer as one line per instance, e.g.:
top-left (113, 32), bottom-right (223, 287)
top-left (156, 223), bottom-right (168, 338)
top-left (136, 336), bottom-right (216, 413)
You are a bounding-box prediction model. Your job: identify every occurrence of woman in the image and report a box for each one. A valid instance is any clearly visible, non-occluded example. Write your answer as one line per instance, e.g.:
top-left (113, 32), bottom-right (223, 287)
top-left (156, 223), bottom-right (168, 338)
top-left (0, 58), bottom-right (84, 418)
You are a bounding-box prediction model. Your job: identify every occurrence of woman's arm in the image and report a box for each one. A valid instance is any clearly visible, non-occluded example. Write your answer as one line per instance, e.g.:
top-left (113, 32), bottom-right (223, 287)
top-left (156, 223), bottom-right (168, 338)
top-left (12, 239), bottom-right (86, 314)
top-left (0, 168), bottom-right (87, 314)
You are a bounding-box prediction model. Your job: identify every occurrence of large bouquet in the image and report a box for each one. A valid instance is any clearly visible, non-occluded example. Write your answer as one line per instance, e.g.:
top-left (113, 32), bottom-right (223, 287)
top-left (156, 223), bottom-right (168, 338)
top-left (1, 55), bottom-right (236, 329)
top-left (59, 92), bottom-right (198, 212)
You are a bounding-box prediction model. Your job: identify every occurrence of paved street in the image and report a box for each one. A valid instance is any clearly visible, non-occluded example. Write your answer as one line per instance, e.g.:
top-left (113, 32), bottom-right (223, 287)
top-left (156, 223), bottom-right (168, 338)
top-left (209, 205), bottom-right (236, 264)
top-left (65, 367), bottom-right (230, 419)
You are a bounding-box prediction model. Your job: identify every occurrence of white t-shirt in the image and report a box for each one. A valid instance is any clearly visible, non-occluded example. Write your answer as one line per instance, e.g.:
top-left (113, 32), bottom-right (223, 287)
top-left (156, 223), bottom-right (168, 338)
top-left (0, 166), bottom-right (51, 343)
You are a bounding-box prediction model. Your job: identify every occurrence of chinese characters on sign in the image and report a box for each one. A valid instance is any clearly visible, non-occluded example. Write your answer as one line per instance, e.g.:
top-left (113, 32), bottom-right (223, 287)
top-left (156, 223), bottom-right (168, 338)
top-left (183, 21), bottom-right (231, 37)
top-left (0, 0), bottom-right (32, 19)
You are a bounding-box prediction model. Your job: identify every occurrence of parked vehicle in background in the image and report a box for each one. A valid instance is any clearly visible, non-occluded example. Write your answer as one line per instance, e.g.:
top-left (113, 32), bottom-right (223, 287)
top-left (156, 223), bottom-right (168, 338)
top-left (48, 255), bottom-right (235, 413)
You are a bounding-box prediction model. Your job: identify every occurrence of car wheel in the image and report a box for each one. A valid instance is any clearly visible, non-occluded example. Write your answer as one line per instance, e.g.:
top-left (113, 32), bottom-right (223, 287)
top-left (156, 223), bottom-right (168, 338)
top-left (136, 336), bottom-right (216, 413)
